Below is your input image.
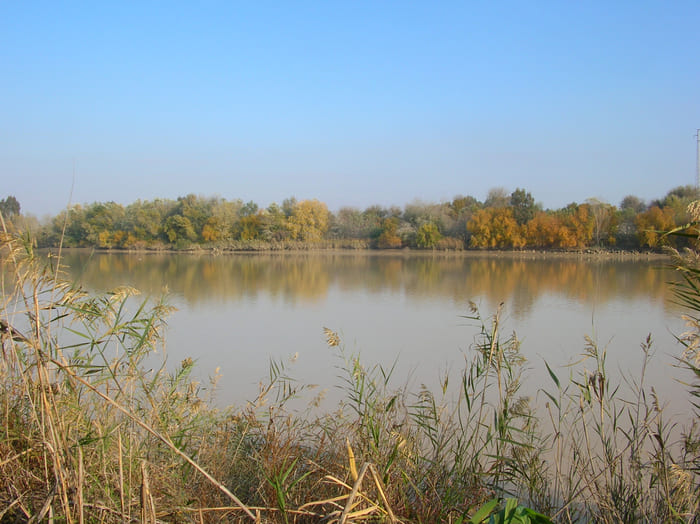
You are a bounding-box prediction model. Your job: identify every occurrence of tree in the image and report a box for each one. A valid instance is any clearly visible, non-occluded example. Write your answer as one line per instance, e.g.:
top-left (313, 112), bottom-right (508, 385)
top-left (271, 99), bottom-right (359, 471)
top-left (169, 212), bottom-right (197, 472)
top-left (240, 200), bottom-right (259, 217)
top-left (362, 205), bottom-right (392, 239)
top-left (484, 187), bottom-right (510, 208)
top-left (237, 213), bottom-right (263, 240)
top-left (654, 185), bottom-right (700, 208)
top-left (586, 198), bottom-right (617, 247)
top-left (123, 199), bottom-right (171, 244)
top-left (170, 194), bottom-right (214, 242)
top-left (260, 203), bottom-right (288, 241)
top-left (525, 212), bottom-right (562, 248)
top-left (449, 195), bottom-right (481, 217)
top-left (414, 222), bottom-right (442, 248)
top-left (635, 206), bottom-right (676, 248)
top-left (376, 217), bottom-right (402, 248)
top-left (49, 204), bottom-right (89, 247)
top-left (620, 195), bottom-right (646, 214)
top-left (202, 216), bottom-right (224, 242)
top-left (83, 201), bottom-right (127, 248)
top-left (556, 203), bottom-right (594, 248)
top-left (0, 196), bottom-right (20, 218)
top-left (445, 195), bottom-right (480, 241)
top-left (510, 188), bottom-right (537, 225)
top-left (282, 197), bottom-right (298, 217)
top-left (468, 207), bottom-right (525, 248)
top-left (164, 215), bottom-right (197, 244)
top-left (286, 199), bottom-right (329, 242)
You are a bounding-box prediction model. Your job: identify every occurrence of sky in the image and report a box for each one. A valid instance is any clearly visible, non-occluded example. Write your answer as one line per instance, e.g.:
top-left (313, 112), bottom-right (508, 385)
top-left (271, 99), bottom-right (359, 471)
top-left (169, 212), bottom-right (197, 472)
top-left (1, 1), bottom-right (699, 217)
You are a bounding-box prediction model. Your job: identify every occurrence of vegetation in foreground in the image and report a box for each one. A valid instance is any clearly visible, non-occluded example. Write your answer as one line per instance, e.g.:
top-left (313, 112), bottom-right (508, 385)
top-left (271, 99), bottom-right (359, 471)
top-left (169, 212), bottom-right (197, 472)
top-left (0, 223), bottom-right (699, 522)
top-left (3, 185), bottom-right (700, 252)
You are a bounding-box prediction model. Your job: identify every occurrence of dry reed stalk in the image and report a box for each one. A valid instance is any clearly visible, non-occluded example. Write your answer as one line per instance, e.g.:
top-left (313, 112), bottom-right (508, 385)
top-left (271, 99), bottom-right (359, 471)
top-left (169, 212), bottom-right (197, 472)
top-left (77, 445), bottom-right (84, 524)
top-left (118, 431), bottom-right (125, 519)
top-left (140, 460), bottom-right (155, 524)
top-left (336, 462), bottom-right (398, 524)
top-left (338, 462), bottom-right (370, 524)
top-left (49, 355), bottom-right (258, 521)
top-left (367, 463), bottom-right (397, 523)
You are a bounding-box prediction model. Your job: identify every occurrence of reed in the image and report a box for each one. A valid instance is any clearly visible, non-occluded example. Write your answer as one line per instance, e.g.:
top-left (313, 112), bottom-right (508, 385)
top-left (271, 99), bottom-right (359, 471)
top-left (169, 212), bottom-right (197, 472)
top-left (1, 223), bottom-right (699, 522)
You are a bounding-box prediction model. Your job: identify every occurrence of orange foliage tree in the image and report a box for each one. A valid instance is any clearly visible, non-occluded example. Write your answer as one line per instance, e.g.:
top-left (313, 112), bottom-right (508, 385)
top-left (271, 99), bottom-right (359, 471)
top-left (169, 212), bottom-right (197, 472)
top-left (525, 212), bottom-right (562, 248)
top-left (556, 203), bottom-right (594, 248)
top-left (468, 207), bottom-right (525, 248)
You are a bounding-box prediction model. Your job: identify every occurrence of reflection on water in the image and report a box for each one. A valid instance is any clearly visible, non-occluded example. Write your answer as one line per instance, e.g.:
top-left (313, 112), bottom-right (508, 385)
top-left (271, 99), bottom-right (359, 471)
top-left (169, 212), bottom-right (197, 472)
top-left (59, 252), bottom-right (677, 318)
top-left (55, 251), bottom-right (689, 412)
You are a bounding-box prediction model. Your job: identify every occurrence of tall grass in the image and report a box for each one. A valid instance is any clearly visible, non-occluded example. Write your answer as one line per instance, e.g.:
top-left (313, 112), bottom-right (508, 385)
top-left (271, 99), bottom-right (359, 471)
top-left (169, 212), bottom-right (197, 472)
top-left (1, 224), bottom-right (699, 522)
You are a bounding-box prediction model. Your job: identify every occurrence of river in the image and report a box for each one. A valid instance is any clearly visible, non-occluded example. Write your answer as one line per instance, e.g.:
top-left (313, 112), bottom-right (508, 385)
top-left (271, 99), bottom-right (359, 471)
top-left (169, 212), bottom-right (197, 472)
top-left (58, 250), bottom-right (692, 419)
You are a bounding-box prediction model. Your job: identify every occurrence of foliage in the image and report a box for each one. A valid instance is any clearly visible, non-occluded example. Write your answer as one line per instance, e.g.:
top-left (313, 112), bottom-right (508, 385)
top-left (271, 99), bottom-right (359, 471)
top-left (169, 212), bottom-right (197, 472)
top-left (0, 195), bottom-right (20, 218)
top-left (286, 199), bottom-right (330, 242)
top-left (414, 222), bottom-right (442, 248)
top-left (376, 217), bottom-right (403, 248)
top-left (467, 498), bottom-right (552, 524)
top-left (635, 205), bottom-right (677, 248)
top-left (620, 194), bottom-right (647, 213)
top-left (484, 187), bottom-right (510, 208)
top-left (586, 198), bottom-right (618, 247)
top-left (25, 186), bottom-right (700, 251)
top-left (510, 188), bottom-right (538, 226)
top-left (469, 207), bottom-right (525, 249)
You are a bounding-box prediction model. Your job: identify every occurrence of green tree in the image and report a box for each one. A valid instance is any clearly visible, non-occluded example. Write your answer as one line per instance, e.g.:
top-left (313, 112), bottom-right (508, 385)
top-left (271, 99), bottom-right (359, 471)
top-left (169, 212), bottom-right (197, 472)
top-left (654, 185), bottom-right (700, 209)
top-left (173, 194), bottom-right (214, 241)
top-left (620, 195), bottom-right (647, 214)
top-left (414, 222), bottom-right (442, 248)
top-left (262, 202), bottom-right (290, 241)
top-left (164, 215), bottom-right (197, 244)
top-left (240, 200), bottom-right (259, 217)
top-left (123, 199), bottom-right (171, 244)
top-left (83, 201), bottom-right (126, 247)
top-left (49, 205), bottom-right (89, 247)
top-left (510, 188), bottom-right (537, 225)
top-left (0, 196), bottom-right (20, 218)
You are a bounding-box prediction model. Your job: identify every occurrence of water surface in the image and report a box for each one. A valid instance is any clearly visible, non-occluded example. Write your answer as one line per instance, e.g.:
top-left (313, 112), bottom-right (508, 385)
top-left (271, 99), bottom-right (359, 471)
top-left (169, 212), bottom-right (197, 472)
top-left (59, 251), bottom-right (690, 415)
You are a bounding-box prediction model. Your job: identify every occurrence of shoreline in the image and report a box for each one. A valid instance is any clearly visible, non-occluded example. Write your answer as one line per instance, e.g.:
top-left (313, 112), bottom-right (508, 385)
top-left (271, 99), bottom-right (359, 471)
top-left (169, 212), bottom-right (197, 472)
top-left (45, 245), bottom-right (671, 261)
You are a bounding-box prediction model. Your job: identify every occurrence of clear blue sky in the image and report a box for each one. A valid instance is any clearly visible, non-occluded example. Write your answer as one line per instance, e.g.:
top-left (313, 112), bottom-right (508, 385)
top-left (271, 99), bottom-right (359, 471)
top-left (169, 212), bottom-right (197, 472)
top-left (2, 1), bottom-right (699, 217)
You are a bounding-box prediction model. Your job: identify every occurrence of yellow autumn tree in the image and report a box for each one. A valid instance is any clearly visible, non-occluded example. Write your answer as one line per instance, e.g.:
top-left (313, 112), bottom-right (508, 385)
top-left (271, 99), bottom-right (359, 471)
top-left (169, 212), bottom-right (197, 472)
top-left (635, 205), bottom-right (676, 248)
top-left (468, 207), bottom-right (525, 248)
top-left (286, 199), bottom-right (330, 242)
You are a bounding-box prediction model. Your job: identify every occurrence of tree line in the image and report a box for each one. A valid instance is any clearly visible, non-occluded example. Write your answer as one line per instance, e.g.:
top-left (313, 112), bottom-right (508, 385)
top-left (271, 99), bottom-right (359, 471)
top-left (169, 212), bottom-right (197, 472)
top-left (2, 186), bottom-right (698, 250)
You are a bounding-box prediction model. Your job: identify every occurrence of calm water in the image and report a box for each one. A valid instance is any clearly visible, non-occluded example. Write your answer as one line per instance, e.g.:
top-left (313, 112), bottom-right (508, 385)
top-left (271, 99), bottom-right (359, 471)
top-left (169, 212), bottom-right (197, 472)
top-left (59, 251), bottom-right (691, 415)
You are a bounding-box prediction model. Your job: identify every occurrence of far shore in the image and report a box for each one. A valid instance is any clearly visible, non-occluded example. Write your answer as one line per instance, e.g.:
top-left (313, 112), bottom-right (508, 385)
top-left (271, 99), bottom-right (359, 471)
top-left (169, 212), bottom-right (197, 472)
top-left (46, 245), bottom-right (672, 262)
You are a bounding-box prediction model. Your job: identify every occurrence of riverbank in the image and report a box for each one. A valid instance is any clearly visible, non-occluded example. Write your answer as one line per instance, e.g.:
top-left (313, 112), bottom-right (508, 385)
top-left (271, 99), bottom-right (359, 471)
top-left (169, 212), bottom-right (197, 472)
top-left (48, 244), bottom-right (671, 262)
